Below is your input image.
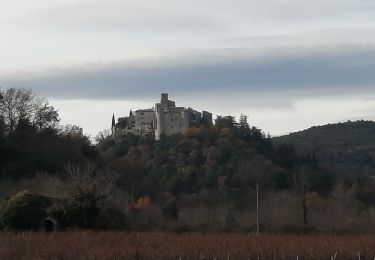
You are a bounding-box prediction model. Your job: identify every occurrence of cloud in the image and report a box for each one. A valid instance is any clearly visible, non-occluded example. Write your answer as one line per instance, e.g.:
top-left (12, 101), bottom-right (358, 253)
top-left (28, 0), bottom-right (375, 36)
top-left (30, 1), bottom-right (230, 34)
top-left (2, 44), bottom-right (375, 104)
top-left (4, 1), bottom-right (375, 74)
top-left (213, 27), bottom-right (375, 48)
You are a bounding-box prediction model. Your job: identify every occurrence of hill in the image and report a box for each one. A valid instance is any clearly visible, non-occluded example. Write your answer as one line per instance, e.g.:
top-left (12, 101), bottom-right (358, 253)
top-left (273, 120), bottom-right (375, 176)
top-left (1, 88), bottom-right (374, 232)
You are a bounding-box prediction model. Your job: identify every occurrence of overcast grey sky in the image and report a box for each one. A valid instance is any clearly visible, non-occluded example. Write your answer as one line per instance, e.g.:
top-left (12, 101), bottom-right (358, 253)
top-left (2, 0), bottom-right (375, 137)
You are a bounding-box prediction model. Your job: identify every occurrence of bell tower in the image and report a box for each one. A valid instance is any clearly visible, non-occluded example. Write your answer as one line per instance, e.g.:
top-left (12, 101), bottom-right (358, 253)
top-left (161, 93), bottom-right (168, 104)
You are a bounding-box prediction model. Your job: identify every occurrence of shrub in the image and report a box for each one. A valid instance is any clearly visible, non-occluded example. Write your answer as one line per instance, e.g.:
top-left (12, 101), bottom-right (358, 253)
top-left (1, 191), bottom-right (52, 231)
top-left (63, 191), bottom-right (100, 229)
top-left (95, 205), bottom-right (128, 230)
top-left (162, 200), bottom-right (178, 219)
top-left (174, 224), bottom-right (195, 233)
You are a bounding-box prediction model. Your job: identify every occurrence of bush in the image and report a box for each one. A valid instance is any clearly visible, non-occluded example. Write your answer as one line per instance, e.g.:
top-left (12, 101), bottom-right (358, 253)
top-left (63, 191), bottom-right (100, 229)
top-left (0, 199), bottom-right (4, 230)
top-left (279, 225), bottom-right (317, 234)
top-left (162, 201), bottom-right (178, 219)
top-left (1, 191), bottom-right (52, 231)
top-left (174, 224), bottom-right (195, 233)
top-left (95, 205), bottom-right (128, 230)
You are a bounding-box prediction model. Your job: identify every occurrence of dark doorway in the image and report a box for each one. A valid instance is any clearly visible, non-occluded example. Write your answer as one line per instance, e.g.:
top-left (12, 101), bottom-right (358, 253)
top-left (43, 218), bottom-right (55, 232)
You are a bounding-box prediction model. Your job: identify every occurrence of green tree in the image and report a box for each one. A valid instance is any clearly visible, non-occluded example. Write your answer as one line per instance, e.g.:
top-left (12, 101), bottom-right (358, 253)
top-left (215, 116), bottom-right (236, 128)
top-left (238, 114), bottom-right (251, 138)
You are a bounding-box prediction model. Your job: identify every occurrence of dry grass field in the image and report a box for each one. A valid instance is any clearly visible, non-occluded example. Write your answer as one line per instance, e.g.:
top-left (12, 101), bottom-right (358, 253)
top-left (0, 232), bottom-right (374, 259)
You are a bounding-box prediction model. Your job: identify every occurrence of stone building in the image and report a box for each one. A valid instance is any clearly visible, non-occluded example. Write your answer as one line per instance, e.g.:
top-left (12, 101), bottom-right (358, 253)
top-left (135, 109), bottom-right (155, 135)
top-left (112, 93), bottom-right (213, 140)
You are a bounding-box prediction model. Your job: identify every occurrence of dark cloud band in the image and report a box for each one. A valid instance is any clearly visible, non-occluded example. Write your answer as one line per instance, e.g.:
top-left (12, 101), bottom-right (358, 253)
top-left (2, 44), bottom-right (375, 100)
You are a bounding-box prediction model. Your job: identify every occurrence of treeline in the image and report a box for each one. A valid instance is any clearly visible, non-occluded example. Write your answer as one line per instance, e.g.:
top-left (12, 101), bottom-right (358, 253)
top-left (0, 88), bottom-right (374, 232)
top-left (0, 88), bottom-right (96, 179)
top-left (274, 120), bottom-right (375, 176)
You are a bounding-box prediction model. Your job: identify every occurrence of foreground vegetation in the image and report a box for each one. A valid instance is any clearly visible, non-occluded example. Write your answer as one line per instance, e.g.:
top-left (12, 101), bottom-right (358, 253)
top-left (0, 232), bottom-right (374, 259)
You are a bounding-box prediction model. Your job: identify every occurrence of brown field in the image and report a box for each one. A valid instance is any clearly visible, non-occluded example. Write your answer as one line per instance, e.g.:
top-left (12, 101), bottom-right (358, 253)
top-left (0, 232), bottom-right (374, 260)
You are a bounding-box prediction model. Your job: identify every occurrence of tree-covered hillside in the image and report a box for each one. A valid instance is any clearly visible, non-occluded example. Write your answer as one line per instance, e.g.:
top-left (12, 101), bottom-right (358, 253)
top-left (274, 120), bottom-right (375, 176)
top-left (0, 88), bottom-right (374, 233)
top-left (90, 117), bottom-right (374, 232)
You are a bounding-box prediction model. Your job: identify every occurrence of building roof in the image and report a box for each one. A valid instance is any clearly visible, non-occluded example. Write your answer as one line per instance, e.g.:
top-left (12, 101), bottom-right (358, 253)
top-left (136, 108), bottom-right (154, 113)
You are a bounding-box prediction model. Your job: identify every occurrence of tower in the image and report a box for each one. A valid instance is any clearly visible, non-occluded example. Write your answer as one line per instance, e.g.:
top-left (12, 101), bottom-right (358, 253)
top-left (161, 93), bottom-right (168, 104)
top-left (155, 110), bottom-right (166, 140)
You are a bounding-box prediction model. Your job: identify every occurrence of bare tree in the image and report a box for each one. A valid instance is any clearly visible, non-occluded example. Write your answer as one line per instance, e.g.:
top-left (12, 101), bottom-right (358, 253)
top-left (95, 129), bottom-right (112, 144)
top-left (33, 103), bottom-right (60, 130)
top-left (0, 88), bottom-right (34, 132)
top-left (65, 162), bottom-right (118, 198)
top-left (58, 124), bottom-right (83, 137)
top-left (0, 88), bottom-right (60, 133)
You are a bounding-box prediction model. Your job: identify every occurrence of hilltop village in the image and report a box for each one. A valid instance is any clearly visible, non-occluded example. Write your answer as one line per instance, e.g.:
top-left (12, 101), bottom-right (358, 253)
top-left (111, 94), bottom-right (213, 140)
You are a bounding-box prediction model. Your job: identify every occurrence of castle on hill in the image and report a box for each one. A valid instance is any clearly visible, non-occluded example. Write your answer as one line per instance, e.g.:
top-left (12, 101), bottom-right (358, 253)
top-left (112, 93), bottom-right (213, 140)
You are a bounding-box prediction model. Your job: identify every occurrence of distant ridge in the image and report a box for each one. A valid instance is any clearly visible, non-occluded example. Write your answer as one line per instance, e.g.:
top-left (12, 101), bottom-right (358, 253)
top-left (273, 120), bottom-right (375, 175)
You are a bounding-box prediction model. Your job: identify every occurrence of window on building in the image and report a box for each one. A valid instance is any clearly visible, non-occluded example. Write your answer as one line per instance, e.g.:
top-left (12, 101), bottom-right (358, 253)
top-left (171, 124), bottom-right (173, 128)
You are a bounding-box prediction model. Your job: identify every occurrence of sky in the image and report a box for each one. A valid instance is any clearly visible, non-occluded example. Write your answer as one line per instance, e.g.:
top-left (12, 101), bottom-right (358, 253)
top-left (2, 0), bottom-right (375, 138)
